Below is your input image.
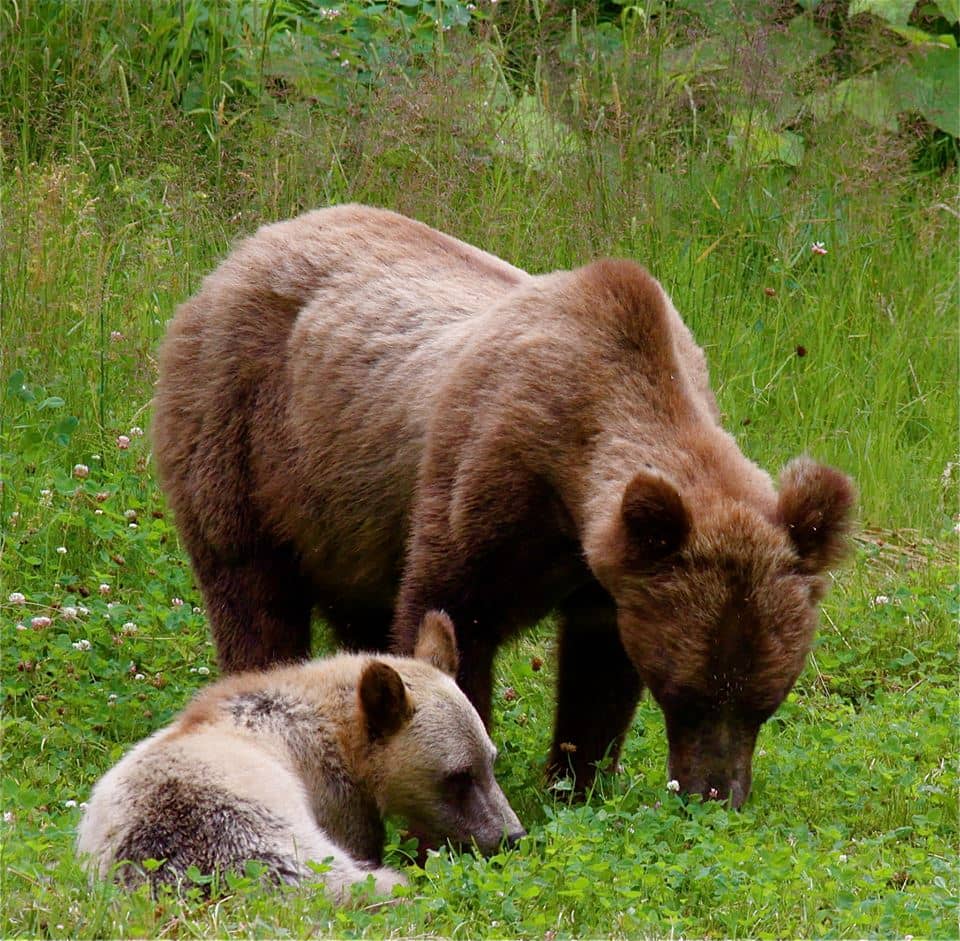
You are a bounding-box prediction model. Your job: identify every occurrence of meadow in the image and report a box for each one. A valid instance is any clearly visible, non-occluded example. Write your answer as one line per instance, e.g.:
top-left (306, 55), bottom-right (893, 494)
top-left (1, 1), bottom-right (957, 937)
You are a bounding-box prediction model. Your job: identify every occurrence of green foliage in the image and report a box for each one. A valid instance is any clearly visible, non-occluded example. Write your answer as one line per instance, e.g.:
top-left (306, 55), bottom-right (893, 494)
top-left (552, 0), bottom-right (957, 169)
top-left (1, 0), bottom-right (478, 152)
top-left (1, 0), bottom-right (957, 937)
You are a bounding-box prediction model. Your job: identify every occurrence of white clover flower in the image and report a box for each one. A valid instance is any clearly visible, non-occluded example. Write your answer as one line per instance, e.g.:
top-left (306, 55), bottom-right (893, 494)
top-left (62, 606), bottom-right (78, 620)
top-left (9, 511), bottom-right (19, 524)
top-left (129, 523), bottom-right (138, 529)
top-left (8, 592), bottom-right (26, 605)
top-left (3, 811), bottom-right (13, 823)
top-left (108, 693), bottom-right (118, 701)
top-left (15, 623), bottom-right (26, 631)
top-left (56, 546), bottom-right (67, 555)
top-left (192, 606), bottom-right (202, 615)
top-left (40, 488), bottom-right (52, 497)
top-left (134, 673), bottom-right (145, 681)
top-left (171, 597), bottom-right (184, 607)
top-left (99, 583), bottom-right (110, 595)
top-left (64, 799), bottom-right (78, 808)
top-left (124, 509), bottom-right (137, 520)
top-left (73, 464), bottom-right (90, 479)
top-left (666, 779), bottom-right (680, 792)
top-left (78, 605), bottom-right (89, 616)
top-left (122, 622), bottom-right (137, 633)
top-left (811, 241), bottom-right (828, 256)
top-left (838, 853), bottom-right (848, 863)
top-left (31, 616), bottom-right (52, 629)
top-left (72, 639), bottom-right (91, 651)
top-left (129, 426), bottom-right (144, 438)
top-left (116, 435), bottom-right (130, 450)
top-left (94, 509), bottom-right (103, 515)
top-left (197, 666), bottom-right (210, 676)
top-left (872, 595), bottom-right (890, 607)
top-left (110, 330), bottom-right (124, 342)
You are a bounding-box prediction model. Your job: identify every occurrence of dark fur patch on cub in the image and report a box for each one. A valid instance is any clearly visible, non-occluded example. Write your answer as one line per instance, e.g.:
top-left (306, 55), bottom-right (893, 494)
top-left (229, 691), bottom-right (303, 728)
top-left (114, 778), bottom-right (297, 889)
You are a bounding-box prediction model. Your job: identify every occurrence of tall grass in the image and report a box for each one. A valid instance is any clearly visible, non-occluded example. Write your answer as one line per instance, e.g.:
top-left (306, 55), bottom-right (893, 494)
top-left (3, 3), bottom-right (955, 533)
top-left (1, 2), bottom-right (957, 938)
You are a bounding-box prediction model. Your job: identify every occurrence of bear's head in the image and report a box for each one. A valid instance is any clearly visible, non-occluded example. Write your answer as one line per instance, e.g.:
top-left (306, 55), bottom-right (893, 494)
top-left (358, 611), bottom-right (525, 853)
top-left (598, 457), bottom-right (855, 808)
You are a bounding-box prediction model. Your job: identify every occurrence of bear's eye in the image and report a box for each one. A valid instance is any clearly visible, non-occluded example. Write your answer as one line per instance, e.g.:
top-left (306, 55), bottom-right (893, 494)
top-left (444, 769), bottom-right (475, 802)
top-left (740, 697), bottom-right (782, 725)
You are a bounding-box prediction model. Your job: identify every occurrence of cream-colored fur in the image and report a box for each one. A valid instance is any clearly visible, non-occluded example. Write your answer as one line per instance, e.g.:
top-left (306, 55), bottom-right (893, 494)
top-left (78, 613), bottom-right (522, 899)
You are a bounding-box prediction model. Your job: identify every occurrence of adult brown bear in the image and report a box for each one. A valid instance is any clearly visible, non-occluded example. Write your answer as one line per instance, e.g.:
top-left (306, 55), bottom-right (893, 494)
top-left (154, 204), bottom-right (855, 807)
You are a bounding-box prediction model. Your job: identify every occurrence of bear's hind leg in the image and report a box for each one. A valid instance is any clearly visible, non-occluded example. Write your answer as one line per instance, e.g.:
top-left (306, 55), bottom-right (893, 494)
top-left (191, 540), bottom-right (314, 674)
top-left (549, 582), bottom-right (642, 792)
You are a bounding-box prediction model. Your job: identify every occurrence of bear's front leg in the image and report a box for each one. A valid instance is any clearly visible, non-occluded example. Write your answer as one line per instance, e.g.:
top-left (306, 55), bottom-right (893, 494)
top-left (548, 582), bottom-right (643, 792)
top-left (394, 461), bottom-right (585, 730)
top-left (393, 581), bottom-right (499, 728)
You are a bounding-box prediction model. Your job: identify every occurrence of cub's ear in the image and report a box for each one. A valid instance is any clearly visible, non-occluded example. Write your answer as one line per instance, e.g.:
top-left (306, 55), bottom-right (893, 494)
top-left (413, 610), bottom-right (459, 677)
top-left (359, 661), bottom-right (413, 742)
top-left (620, 470), bottom-right (691, 563)
top-left (777, 458), bottom-right (856, 573)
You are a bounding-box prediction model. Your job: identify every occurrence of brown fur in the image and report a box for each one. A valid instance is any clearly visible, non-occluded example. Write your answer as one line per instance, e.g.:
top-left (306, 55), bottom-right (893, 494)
top-left (153, 205), bottom-right (855, 806)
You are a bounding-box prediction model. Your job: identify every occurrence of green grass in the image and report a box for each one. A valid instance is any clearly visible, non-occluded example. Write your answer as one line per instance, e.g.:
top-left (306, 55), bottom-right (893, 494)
top-left (2, 2), bottom-right (958, 938)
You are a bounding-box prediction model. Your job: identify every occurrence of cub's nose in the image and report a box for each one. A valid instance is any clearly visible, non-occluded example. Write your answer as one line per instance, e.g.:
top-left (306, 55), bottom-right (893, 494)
top-left (504, 829), bottom-right (526, 849)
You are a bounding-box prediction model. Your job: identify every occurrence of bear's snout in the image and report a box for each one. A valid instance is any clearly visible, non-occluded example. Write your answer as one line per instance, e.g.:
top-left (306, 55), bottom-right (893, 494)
top-left (664, 713), bottom-right (759, 810)
top-left (677, 772), bottom-right (751, 810)
top-left (667, 765), bottom-right (751, 810)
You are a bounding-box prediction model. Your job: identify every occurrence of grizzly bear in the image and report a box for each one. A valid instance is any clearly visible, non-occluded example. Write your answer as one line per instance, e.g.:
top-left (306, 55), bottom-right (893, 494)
top-left (153, 204), bottom-right (855, 808)
top-left (78, 611), bottom-right (523, 895)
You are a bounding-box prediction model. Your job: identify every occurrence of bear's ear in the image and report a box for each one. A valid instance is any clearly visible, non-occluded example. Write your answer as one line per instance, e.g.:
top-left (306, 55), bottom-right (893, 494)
top-left (359, 661), bottom-right (414, 742)
top-left (777, 458), bottom-right (856, 574)
top-left (620, 470), bottom-right (691, 563)
top-left (413, 610), bottom-right (459, 677)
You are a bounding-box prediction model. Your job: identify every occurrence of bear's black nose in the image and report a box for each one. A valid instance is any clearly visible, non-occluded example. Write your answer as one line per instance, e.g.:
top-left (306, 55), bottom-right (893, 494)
top-left (504, 829), bottom-right (526, 849)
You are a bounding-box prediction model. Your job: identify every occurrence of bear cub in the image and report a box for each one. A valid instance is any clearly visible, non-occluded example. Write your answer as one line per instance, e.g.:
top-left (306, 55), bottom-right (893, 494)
top-left (77, 611), bottom-right (523, 899)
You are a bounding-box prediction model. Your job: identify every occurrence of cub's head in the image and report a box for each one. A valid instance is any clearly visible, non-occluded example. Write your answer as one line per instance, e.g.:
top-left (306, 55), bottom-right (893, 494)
top-left (600, 458), bottom-right (855, 808)
top-left (358, 611), bottom-right (524, 854)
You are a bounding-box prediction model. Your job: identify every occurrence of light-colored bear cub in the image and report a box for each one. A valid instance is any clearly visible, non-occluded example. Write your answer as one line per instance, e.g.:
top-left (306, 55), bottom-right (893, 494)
top-left (77, 611), bottom-right (523, 899)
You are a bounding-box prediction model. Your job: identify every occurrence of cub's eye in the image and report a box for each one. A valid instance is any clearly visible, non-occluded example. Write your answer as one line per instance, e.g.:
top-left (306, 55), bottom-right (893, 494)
top-left (444, 769), bottom-right (474, 801)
